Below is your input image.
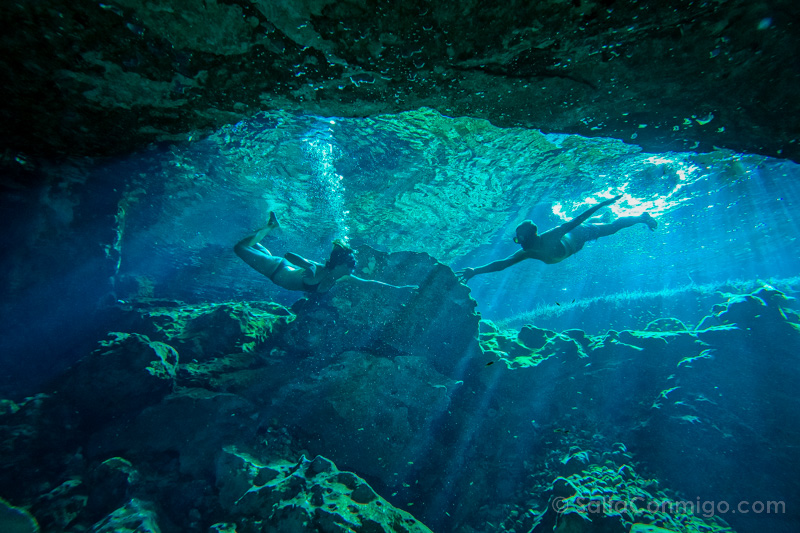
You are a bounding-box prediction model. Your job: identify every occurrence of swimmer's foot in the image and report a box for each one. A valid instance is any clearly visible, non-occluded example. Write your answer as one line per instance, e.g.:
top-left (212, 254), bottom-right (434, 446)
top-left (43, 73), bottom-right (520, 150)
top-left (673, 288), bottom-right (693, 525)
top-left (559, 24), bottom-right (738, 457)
top-left (641, 212), bottom-right (658, 231)
top-left (268, 211), bottom-right (280, 229)
top-left (252, 212), bottom-right (281, 243)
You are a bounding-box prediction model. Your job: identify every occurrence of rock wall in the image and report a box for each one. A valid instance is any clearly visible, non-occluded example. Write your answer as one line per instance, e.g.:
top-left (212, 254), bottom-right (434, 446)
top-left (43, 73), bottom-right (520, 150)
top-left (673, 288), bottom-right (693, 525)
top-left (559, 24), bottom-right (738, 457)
top-left (1, 267), bottom-right (797, 532)
top-left (2, 0), bottom-right (798, 184)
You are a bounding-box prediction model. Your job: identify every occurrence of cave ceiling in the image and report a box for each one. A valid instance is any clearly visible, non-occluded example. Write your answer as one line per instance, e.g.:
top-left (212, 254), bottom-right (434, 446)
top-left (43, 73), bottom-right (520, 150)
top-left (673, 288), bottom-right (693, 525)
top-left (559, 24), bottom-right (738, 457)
top-left (1, 0), bottom-right (798, 184)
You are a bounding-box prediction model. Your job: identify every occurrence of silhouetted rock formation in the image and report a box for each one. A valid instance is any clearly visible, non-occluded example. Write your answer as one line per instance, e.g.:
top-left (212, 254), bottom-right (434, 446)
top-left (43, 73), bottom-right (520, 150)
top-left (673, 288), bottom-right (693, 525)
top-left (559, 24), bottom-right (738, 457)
top-left (2, 0), bottom-right (798, 184)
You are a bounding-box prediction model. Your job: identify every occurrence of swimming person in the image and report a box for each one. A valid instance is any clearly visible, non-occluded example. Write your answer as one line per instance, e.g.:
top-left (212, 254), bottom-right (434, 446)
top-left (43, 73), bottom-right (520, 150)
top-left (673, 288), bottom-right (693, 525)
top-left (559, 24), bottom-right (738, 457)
top-left (457, 195), bottom-right (657, 282)
top-left (235, 213), bottom-right (416, 293)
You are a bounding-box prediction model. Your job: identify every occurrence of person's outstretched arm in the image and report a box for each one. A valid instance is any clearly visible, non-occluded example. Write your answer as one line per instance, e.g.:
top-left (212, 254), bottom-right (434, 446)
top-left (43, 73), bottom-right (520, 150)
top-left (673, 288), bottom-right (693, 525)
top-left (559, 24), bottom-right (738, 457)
top-left (346, 275), bottom-right (418, 290)
top-left (555, 194), bottom-right (622, 236)
top-left (283, 252), bottom-right (322, 273)
top-left (457, 250), bottom-right (528, 282)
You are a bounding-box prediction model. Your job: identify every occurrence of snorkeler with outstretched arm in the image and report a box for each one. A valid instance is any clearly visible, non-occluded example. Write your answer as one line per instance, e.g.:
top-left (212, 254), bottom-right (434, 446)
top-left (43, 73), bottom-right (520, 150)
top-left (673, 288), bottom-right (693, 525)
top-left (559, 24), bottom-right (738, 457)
top-left (234, 213), bottom-right (417, 293)
top-left (457, 195), bottom-right (657, 282)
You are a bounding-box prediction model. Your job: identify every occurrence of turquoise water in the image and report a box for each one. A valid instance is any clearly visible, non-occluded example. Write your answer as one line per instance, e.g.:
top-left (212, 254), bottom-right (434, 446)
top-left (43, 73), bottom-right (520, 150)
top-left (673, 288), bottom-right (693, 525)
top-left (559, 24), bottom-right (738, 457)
top-left (107, 109), bottom-right (800, 325)
top-left (1, 109), bottom-right (799, 532)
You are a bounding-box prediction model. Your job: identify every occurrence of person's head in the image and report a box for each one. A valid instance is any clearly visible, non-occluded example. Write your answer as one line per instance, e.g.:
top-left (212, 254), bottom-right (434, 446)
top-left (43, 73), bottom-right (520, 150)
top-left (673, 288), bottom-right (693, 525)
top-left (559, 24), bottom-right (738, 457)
top-left (514, 220), bottom-right (538, 249)
top-left (325, 239), bottom-right (357, 279)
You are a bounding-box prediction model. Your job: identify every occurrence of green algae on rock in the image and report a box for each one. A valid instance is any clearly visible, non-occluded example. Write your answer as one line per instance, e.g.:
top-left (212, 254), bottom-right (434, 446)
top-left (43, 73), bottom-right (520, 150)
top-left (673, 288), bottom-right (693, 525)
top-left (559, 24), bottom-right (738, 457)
top-left (90, 498), bottom-right (161, 533)
top-left (0, 497), bottom-right (39, 533)
top-left (132, 300), bottom-right (294, 357)
top-left (218, 448), bottom-right (432, 533)
top-left (545, 459), bottom-right (732, 533)
top-left (479, 320), bottom-right (591, 369)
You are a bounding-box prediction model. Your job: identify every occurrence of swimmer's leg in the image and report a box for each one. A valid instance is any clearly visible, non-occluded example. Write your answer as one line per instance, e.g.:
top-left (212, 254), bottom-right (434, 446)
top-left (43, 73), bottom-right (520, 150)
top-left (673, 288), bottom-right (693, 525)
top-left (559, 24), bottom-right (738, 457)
top-left (234, 212), bottom-right (284, 277)
top-left (248, 211), bottom-right (281, 247)
top-left (587, 210), bottom-right (612, 224)
top-left (583, 213), bottom-right (657, 239)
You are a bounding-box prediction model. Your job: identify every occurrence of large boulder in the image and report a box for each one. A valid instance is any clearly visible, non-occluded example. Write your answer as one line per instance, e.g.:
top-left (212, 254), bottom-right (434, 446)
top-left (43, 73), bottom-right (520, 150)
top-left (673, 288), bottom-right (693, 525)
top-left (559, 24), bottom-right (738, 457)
top-left (243, 350), bottom-right (460, 481)
top-left (47, 332), bottom-right (178, 430)
top-left (281, 246), bottom-right (480, 374)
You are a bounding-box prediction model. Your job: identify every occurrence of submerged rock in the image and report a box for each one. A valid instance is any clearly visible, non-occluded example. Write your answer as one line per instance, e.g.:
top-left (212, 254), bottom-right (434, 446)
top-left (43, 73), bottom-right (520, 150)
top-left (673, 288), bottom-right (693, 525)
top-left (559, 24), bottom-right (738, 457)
top-left (89, 389), bottom-right (259, 479)
top-left (217, 449), bottom-right (432, 532)
top-left (85, 457), bottom-right (139, 519)
top-left (462, 287), bottom-right (799, 533)
top-left (47, 332), bottom-right (178, 430)
top-left (527, 450), bottom-right (732, 533)
top-left (244, 350), bottom-right (460, 480)
top-left (1, 285), bottom-right (797, 532)
top-left (280, 246), bottom-right (480, 374)
top-left (113, 300), bottom-right (294, 360)
top-left (0, 497), bottom-right (39, 533)
top-left (90, 499), bottom-right (161, 533)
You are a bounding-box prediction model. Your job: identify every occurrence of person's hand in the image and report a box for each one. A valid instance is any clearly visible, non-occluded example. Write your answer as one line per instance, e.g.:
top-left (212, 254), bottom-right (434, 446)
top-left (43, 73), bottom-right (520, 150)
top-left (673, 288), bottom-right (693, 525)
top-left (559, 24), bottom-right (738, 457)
top-left (456, 268), bottom-right (474, 283)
